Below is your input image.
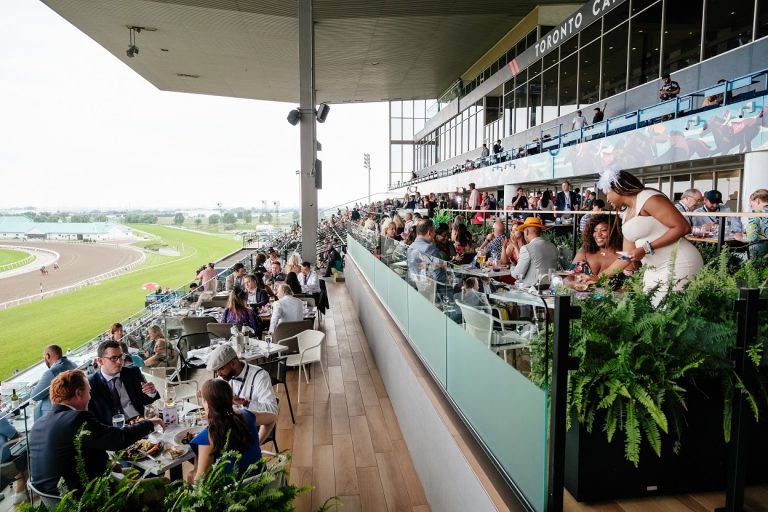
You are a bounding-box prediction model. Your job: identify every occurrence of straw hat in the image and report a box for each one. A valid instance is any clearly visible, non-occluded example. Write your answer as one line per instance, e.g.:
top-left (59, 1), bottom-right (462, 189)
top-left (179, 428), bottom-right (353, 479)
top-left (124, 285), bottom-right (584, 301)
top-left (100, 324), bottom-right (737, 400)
top-left (517, 216), bottom-right (548, 232)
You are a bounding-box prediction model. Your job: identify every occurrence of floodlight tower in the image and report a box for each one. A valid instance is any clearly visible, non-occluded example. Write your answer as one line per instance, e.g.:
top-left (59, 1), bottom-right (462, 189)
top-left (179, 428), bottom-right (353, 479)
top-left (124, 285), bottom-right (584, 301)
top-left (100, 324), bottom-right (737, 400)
top-left (273, 201), bottom-right (280, 231)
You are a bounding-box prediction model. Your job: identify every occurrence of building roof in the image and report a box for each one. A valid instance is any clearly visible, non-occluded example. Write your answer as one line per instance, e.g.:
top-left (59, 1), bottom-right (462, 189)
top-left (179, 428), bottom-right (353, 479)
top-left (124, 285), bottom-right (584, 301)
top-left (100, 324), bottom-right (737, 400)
top-left (40, 0), bottom-right (579, 103)
top-left (0, 216), bottom-right (129, 235)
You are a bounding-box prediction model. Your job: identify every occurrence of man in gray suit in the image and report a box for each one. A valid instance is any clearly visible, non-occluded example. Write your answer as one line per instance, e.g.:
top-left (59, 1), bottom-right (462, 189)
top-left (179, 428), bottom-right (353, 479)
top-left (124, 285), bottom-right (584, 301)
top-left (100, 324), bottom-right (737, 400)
top-left (225, 263), bottom-right (246, 291)
top-left (510, 217), bottom-right (559, 287)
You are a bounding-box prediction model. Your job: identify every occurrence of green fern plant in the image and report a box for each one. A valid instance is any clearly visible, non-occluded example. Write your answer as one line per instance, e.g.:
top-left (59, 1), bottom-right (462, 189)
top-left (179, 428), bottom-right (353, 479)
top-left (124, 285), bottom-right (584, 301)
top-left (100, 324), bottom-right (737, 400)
top-left (531, 250), bottom-right (768, 467)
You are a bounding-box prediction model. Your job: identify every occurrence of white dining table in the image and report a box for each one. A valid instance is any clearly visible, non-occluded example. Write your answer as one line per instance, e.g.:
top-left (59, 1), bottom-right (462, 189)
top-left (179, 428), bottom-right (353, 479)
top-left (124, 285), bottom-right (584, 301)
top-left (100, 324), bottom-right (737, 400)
top-left (187, 339), bottom-right (289, 367)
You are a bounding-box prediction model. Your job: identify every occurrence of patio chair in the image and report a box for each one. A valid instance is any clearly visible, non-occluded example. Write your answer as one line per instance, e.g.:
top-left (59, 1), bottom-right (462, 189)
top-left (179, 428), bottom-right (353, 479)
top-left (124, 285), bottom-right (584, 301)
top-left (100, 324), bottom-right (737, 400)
top-left (272, 319), bottom-right (314, 355)
top-left (27, 480), bottom-right (60, 510)
top-left (207, 322), bottom-right (234, 339)
top-left (259, 358), bottom-right (294, 424)
top-left (182, 316), bottom-right (218, 337)
top-left (455, 299), bottom-right (535, 364)
top-left (283, 330), bottom-right (329, 403)
top-left (1, 437), bottom-right (27, 503)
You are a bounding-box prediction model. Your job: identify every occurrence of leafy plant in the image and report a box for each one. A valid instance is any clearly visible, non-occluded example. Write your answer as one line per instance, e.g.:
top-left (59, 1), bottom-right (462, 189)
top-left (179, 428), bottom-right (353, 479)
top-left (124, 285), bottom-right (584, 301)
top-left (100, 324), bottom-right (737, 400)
top-left (531, 250), bottom-right (768, 466)
top-left (432, 209), bottom-right (454, 227)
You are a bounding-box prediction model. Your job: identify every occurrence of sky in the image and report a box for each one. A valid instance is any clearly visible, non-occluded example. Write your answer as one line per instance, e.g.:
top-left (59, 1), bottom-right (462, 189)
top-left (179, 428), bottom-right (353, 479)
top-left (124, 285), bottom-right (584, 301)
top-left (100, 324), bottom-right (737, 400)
top-left (0, 0), bottom-right (390, 212)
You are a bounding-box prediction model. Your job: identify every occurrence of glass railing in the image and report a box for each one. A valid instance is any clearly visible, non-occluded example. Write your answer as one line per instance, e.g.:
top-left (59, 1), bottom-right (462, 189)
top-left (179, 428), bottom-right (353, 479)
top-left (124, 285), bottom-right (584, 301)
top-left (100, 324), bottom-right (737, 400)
top-left (345, 221), bottom-right (550, 511)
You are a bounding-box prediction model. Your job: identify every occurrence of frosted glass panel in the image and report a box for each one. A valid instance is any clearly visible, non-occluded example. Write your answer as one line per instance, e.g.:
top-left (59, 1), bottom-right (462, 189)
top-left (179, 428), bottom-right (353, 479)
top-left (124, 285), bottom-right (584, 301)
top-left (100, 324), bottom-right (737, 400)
top-left (407, 283), bottom-right (447, 386)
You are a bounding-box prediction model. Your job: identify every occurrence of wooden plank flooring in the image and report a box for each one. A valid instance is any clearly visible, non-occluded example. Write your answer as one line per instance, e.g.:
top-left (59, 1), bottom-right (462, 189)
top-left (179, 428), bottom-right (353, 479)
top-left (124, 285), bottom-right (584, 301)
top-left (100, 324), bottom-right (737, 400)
top-left (273, 280), bottom-right (431, 512)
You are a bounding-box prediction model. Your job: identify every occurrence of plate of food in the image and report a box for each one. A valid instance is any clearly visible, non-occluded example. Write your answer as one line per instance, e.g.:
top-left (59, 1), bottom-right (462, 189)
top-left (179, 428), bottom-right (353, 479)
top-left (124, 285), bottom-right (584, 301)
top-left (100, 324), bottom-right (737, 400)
top-left (125, 439), bottom-right (162, 460)
top-left (164, 444), bottom-right (190, 460)
top-left (557, 270), bottom-right (574, 277)
top-left (174, 427), bottom-right (204, 446)
top-left (127, 416), bottom-right (145, 425)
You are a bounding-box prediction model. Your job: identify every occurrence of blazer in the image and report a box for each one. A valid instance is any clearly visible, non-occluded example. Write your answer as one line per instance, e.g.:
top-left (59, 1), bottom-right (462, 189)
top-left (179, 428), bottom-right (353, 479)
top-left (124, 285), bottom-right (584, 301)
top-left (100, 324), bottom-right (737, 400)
top-left (511, 237), bottom-right (559, 287)
top-left (30, 357), bottom-right (77, 420)
top-left (29, 404), bottom-right (153, 495)
top-left (268, 295), bottom-right (305, 333)
top-left (88, 366), bottom-right (159, 425)
top-left (225, 273), bottom-right (245, 292)
top-left (555, 190), bottom-right (578, 211)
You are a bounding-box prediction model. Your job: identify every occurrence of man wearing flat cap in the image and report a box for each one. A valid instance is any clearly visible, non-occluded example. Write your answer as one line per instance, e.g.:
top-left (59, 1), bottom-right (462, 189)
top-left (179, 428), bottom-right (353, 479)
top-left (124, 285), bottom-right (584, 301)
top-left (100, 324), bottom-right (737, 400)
top-left (510, 217), bottom-right (558, 287)
top-left (206, 344), bottom-right (277, 443)
top-left (692, 190), bottom-right (743, 236)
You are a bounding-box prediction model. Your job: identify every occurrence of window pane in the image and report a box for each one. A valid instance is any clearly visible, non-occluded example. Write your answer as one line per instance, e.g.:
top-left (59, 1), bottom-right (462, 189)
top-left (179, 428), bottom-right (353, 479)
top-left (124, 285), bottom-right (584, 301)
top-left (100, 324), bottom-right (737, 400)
top-left (402, 100), bottom-right (413, 117)
top-left (602, 22), bottom-right (629, 99)
top-left (529, 75), bottom-right (542, 127)
top-left (542, 65), bottom-right (559, 123)
top-left (579, 40), bottom-right (600, 106)
top-left (716, 169), bottom-right (742, 211)
top-left (672, 173), bottom-right (691, 201)
top-left (605, 1), bottom-right (630, 29)
top-left (504, 93), bottom-right (514, 136)
top-left (704, 0), bottom-right (754, 59)
top-left (580, 20), bottom-right (602, 47)
top-left (414, 100), bottom-right (426, 118)
top-left (545, 46), bottom-right (559, 69)
top-left (403, 145), bottom-right (414, 174)
top-left (631, 0), bottom-right (660, 16)
top-left (692, 171), bottom-right (714, 195)
top-left (390, 144), bottom-right (402, 173)
top-left (559, 52), bottom-right (578, 116)
top-left (403, 118), bottom-right (414, 140)
top-left (514, 83), bottom-right (528, 133)
top-left (414, 117), bottom-right (425, 133)
top-left (390, 101), bottom-right (402, 117)
top-left (391, 118), bottom-right (402, 139)
top-left (758, 0), bottom-right (768, 39)
top-left (662, 0), bottom-right (702, 73)
top-left (628, 2), bottom-right (662, 88)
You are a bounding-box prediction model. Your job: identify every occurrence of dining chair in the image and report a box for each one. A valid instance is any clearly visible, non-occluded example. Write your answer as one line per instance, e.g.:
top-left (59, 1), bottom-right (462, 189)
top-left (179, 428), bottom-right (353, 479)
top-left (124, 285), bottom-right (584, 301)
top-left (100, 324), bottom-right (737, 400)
top-left (207, 322), bottom-right (234, 339)
top-left (1, 438), bottom-right (26, 501)
top-left (455, 299), bottom-right (535, 364)
top-left (272, 319), bottom-right (314, 355)
top-left (27, 480), bottom-right (61, 509)
top-left (283, 330), bottom-right (329, 403)
top-left (259, 358), bottom-right (294, 424)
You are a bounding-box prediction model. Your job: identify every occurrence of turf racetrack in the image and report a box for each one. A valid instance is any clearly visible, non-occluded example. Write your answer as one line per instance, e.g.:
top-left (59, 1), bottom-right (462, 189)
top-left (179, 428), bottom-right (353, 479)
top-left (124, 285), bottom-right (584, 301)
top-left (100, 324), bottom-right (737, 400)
top-left (0, 241), bottom-right (143, 304)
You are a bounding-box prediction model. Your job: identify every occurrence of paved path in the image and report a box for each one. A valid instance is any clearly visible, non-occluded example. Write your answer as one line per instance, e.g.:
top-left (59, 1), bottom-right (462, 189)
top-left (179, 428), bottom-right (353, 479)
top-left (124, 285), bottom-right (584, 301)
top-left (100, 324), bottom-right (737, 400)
top-left (0, 241), bottom-right (143, 304)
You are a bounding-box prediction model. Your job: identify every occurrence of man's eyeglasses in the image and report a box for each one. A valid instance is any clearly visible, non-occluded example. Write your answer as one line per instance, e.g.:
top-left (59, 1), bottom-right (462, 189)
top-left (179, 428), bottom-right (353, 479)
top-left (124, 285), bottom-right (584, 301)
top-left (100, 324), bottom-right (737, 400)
top-left (102, 355), bottom-right (124, 363)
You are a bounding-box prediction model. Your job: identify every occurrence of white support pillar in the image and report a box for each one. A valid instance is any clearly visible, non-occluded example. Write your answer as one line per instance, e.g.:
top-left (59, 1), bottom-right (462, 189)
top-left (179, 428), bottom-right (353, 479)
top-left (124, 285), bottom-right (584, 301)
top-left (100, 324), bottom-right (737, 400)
top-left (299, 0), bottom-right (318, 265)
top-left (742, 151), bottom-right (768, 208)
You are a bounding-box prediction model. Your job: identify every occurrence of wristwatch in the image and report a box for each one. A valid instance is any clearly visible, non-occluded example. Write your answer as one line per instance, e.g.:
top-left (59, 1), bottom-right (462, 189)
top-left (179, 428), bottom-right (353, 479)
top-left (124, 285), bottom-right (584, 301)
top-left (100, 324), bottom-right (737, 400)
top-left (643, 240), bottom-right (654, 255)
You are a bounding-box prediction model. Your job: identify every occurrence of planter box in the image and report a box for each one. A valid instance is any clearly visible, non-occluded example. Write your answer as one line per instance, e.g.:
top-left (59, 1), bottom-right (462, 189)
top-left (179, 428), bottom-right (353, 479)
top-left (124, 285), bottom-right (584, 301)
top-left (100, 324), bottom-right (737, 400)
top-left (565, 378), bottom-right (768, 502)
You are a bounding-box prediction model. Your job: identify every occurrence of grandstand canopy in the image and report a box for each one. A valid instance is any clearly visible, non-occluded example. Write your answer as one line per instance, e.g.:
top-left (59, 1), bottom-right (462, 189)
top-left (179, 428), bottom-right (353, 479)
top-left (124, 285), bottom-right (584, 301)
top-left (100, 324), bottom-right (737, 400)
top-left (41, 0), bottom-right (579, 104)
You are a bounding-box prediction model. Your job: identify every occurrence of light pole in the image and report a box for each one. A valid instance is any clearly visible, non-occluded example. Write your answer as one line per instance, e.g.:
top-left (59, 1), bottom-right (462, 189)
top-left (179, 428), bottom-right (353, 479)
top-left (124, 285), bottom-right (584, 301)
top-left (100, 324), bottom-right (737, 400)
top-left (273, 201), bottom-right (280, 231)
top-left (363, 153), bottom-right (371, 205)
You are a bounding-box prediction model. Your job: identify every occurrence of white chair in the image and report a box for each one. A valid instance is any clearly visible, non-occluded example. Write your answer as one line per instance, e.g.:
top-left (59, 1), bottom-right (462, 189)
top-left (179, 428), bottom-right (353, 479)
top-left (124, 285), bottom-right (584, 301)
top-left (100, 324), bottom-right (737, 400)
top-left (455, 300), bottom-right (535, 361)
top-left (28, 480), bottom-right (61, 509)
top-left (283, 330), bottom-right (329, 403)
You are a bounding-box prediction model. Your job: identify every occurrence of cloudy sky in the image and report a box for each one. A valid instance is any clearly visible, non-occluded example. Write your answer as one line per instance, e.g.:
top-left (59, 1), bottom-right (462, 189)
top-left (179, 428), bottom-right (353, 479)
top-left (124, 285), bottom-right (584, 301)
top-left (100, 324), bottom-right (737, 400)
top-left (0, 0), bottom-right (390, 211)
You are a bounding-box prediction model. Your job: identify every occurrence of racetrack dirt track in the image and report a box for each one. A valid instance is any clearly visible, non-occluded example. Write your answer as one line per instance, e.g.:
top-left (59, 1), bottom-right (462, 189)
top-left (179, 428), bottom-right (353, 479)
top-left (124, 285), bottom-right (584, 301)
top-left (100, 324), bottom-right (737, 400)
top-left (0, 241), bottom-right (143, 304)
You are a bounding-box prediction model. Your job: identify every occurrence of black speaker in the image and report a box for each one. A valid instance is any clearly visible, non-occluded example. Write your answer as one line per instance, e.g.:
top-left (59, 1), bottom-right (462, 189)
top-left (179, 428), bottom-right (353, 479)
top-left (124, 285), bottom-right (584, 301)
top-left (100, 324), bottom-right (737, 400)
top-left (315, 159), bottom-right (322, 189)
top-left (286, 109), bottom-right (301, 126)
top-left (316, 103), bottom-right (330, 123)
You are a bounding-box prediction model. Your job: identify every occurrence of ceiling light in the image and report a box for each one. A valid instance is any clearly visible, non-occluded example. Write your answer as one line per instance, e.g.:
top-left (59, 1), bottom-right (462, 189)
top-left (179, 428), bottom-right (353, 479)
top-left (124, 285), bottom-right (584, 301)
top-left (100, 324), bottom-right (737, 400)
top-left (127, 26), bottom-right (140, 58)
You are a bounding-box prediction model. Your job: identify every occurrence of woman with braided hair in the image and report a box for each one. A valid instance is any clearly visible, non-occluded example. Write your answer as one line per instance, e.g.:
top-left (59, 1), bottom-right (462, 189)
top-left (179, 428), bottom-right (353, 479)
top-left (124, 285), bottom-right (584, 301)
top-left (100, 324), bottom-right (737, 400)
top-left (600, 169), bottom-right (702, 302)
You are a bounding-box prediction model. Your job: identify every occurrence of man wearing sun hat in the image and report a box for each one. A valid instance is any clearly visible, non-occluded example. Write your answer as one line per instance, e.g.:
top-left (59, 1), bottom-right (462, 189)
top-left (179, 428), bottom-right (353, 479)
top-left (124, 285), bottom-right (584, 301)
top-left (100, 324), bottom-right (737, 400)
top-left (510, 217), bottom-right (559, 287)
top-left (692, 189), bottom-right (743, 236)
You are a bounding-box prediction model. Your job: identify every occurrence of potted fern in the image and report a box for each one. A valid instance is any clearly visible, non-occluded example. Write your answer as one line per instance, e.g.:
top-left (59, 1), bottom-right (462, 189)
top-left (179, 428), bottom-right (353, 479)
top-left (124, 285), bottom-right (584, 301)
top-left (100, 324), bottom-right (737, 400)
top-left (532, 252), bottom-right (768, 501)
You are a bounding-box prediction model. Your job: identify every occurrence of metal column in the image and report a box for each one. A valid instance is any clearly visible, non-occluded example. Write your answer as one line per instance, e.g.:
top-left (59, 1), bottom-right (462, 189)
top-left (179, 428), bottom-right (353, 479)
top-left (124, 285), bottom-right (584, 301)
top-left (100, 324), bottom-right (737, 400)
top-left (299, 0), bottom-right (318, 265)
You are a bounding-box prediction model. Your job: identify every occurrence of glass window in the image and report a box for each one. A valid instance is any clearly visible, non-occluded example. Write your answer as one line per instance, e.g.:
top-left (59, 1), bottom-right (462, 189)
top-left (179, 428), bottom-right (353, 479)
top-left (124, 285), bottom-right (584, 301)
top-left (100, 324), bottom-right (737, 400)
top-left (716, 169), bottom-right (742, 211)
top-left (704, 0), bottom-right (754, 59)
top-left (390, 101), bottom-right (402, 117)
top-left (414, 100), bottom-right (426, 118)
top-left (529, 75), bottom-right (542, 127)
top-left (758, 0), bottom-right (768, 39)
top-left (628, 2), bottom-right (662, 88)
top-left (403, 145), bottom-right (414, 174)
top-left (692, 171), bottom-right (714, 195)
top-left (391, 144), bottom-right (402, 173)
top-left (631, 0), bottom-right (660, 16)
top-left (602, 22), bottom-right (629, 99)
top-left (516, 37), bottom-right (527, 56)
top-left (391, 118), bottom-right (402, 140)
top-left (545, 46), bottom-right (559, 69)
top-left (672, 173), bottom-right (691, 202)
top-left (514, 83), bottom-right (528, 133)
top-left (504, 93), bottom-right (514, 136)
top-left (403, 118), bottom-right (414, 140)
top-left (498, 55), bottom-right (507, 70)
top-left (580, 20), bottom-right (602, 47)
top-left (526, 29), bottom-right (537, 48)
top-left (660, 176), bottom-right (671, 197)
top-left (662, 0), bottom-right (702, 74)
top-left (414, 117), bottom-right (425, 133)
top-left (402, 100), bottom-right (413, 117)
top-left (559, 52), bottom-right (578, 116)
top-left (542, 65), bottom-right (559, 123)
top-left (605, 1), bottom-right (630, 29)
top-left (579, 40), bottom-right (600, 106)
top-left (491, 61), bottom-right (499, 75)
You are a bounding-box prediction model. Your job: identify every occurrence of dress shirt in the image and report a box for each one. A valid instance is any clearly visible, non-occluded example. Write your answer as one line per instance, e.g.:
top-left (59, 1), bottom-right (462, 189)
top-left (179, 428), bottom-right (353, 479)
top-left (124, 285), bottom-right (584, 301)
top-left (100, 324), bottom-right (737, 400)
top-left (30, 357), bottom-right (77, 420)
top-left (692, 205), bottom-right (743, 233)
top-left (100, 370), bottom-right (140, 420)
top-left (300, 270), bottom-right (321, 294)
top-left (268, 295), bottom-right (305, 333)
top-left (228, 363), bottom-right (278, 416)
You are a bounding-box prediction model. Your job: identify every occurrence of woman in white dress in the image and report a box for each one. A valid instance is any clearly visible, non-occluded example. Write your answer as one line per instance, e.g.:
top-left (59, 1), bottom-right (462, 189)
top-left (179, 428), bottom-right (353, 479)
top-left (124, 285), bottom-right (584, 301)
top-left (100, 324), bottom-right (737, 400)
top-left (599, 170), bottom-right (703, 301)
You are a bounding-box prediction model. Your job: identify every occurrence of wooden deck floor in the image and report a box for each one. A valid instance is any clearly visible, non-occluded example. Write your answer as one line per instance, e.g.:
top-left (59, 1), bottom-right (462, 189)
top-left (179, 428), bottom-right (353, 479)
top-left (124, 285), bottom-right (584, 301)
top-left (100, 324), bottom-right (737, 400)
top-left (273, 281), bottom-right (431, 512)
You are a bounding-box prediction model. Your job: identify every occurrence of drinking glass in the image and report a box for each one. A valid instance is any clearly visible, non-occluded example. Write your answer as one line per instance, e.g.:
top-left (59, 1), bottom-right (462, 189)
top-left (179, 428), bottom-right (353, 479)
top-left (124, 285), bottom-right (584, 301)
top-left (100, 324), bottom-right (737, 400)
top-left (184, 411), bottom-right (198, 427)
top-left (112, 414), bottom-right (125, 429)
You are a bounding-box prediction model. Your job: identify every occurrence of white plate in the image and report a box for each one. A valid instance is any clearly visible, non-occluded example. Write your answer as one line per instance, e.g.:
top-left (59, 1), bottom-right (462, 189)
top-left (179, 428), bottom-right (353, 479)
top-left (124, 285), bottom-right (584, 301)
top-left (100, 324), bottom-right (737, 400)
top-left (174, 426), bottom-right (204, 445)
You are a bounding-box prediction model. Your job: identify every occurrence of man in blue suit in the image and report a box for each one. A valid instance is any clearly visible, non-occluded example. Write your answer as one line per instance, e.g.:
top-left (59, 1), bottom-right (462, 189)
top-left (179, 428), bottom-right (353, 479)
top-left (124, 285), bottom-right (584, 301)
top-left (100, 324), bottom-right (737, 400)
top-left (29, 345), bottom-right (76, 420)
top-left (555, 180), bottom-right (579, 220)
top-left (88, 341), bottom-right (160, 425)
top-left (28, 369), bottom-right (162, 495)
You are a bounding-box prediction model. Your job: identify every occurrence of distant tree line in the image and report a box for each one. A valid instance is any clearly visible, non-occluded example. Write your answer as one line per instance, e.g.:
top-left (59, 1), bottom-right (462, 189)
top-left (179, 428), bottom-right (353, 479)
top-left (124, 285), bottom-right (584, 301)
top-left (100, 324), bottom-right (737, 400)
top-left (125, 214), bottom-right (158, 224)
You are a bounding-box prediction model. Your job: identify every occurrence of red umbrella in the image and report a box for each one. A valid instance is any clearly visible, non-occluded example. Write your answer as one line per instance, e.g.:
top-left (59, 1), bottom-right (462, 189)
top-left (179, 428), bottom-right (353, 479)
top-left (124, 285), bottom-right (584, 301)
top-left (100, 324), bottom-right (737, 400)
top-left (142, 282), bottom-right (160, 291)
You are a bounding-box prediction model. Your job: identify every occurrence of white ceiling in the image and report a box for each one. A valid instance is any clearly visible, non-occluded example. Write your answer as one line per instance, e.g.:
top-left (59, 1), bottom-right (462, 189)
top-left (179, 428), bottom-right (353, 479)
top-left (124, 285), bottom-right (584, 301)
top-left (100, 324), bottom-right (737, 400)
top-left (40, 0), bottom-right (576, 103)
